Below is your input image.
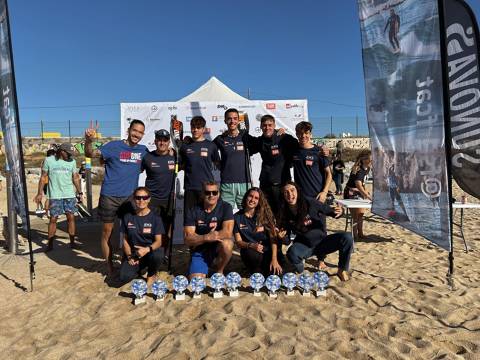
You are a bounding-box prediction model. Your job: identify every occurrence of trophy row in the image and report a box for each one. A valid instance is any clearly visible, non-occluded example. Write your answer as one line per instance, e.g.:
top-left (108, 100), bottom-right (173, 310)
top-left (131, 271), bottom-right (330, 305)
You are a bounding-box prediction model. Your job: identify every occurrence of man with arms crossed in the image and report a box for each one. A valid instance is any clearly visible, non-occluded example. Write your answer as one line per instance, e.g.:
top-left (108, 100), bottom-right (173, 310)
top-left (184, 181), bottom-right (234, 278)
top-left (34, 143), bottom-right (82, 251)
top-left (85, 119), bottom-right (148, 274)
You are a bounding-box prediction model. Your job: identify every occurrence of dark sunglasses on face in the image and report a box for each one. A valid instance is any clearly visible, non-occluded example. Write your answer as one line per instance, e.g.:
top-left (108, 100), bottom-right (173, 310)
top-left (204, 191), bottom-right (219, 196)
top-left (134, 195), bottom-right (150, 201)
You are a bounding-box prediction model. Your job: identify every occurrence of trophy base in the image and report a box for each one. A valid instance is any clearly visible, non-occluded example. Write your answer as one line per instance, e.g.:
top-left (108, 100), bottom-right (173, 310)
top-left (268, 292), bottom-right (277, 298)
top-left (253, 291), bottom-right (261, 297)
top-left (134, 296), bottom-right (146, 305)
top-left (154, 295), bottom-right (165, 302)
top-left (175, 293), bottom-right (186, 301)
top-left (229, 290), bottom-right (239, 297)
top-left (213, 291), bottom-right (223, 299)
top-left (193, 293), bottom-right (202, 299)
top-left (286, 290), bottom-right (295, 296)
top-left (315, 289), bottom-right (327, 297)
top-left (301, 291), bottom-right (311, 297)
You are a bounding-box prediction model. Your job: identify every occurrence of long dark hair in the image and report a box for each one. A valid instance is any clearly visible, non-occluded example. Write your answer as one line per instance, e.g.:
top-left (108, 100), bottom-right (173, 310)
top-left (277, 181), bottom-right (310, 233)
top-left (241, 187), bottom-right (277, 238)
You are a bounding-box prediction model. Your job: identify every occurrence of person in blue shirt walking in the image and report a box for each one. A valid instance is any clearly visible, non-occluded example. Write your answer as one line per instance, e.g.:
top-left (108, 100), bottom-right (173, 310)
top-left (85, 119), bottom-right (148, 274)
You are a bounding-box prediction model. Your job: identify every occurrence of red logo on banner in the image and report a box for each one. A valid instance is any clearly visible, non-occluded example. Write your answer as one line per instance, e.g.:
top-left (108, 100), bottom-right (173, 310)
top-left (266, 103), bottom-right (276, 110)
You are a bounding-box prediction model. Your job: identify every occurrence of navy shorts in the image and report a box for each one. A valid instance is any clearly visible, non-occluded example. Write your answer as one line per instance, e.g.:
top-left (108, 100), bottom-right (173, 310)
top-left (188, 243), bottom-right (219, 275)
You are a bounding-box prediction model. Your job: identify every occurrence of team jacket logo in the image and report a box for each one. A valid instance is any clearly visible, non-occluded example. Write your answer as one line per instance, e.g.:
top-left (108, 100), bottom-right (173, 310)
top-left (200, 148), bottom-right (209, 157)
top-left (127, 222), bottom-right (135, 229)
top-left (271, 144), bottom-right (279, 155)
top-left (303, 215), bottom-right (312, 227)
top-left (168, 160), bottom-right (175, 170)
top-left (209, 217), bottom-right (218, 228)
top-left (305, 155), bottom-right (314, 166)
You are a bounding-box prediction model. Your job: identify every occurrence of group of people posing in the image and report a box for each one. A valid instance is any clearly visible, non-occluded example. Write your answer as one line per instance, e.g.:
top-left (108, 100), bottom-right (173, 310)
top-left (36, 108), bottom-right (373, 287)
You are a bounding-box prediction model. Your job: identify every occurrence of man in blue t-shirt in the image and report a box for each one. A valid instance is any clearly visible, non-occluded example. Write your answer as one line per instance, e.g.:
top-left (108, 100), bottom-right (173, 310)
top-left (179, 116), bottom-right (220, 212)
top-left (184, 181), bottom-right (234, 278)
top-left (85, 119), bottom-right (148, 274)
top-left (142, 129), bottom-right (176, 249)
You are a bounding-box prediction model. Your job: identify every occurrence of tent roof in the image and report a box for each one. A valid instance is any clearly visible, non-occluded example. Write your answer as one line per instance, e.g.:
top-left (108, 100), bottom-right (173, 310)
top-left (179, 76), bottom-right (249, 102)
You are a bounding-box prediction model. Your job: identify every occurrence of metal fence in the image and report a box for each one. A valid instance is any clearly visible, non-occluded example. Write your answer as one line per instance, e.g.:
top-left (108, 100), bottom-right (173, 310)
top-left (18, 116), bottom-right (369, 139)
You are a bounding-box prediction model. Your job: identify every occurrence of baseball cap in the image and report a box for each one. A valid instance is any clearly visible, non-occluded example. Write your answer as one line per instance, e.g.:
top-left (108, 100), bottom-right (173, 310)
top-left (59, 143), bottom-right (75, 155)
top-left (155, 129), bottom-right (170, 139)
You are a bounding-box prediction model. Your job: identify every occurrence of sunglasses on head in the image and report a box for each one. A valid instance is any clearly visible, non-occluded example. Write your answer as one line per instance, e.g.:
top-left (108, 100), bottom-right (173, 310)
top-left (134, 195), bottom-right (150, 201)
top-left (204, 190), bottom-right (219, 196)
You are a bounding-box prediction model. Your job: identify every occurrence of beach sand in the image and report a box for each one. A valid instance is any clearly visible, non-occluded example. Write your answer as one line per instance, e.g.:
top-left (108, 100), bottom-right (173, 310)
top-left (0, 180), bottom-right (479, 359)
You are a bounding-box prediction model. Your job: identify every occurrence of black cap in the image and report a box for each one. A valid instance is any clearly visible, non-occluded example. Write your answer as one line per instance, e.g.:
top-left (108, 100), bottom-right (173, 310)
top-left (155, 129), bottom-right (170, 139)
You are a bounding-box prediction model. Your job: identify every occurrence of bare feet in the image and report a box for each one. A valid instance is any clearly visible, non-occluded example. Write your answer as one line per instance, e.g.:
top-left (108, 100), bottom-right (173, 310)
top-left (338, 270), bottom-right (350, 282)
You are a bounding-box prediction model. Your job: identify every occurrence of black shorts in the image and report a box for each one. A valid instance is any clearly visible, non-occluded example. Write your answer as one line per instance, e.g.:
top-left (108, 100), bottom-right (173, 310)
top-left (149, 197), bottom-right (174, 234)
top-left (98, 195), bottom-right (133, 223)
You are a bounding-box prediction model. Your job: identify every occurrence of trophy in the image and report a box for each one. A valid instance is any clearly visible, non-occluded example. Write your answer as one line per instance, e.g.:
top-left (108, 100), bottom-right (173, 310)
top-left (249, 273), bottom-right (265, 297)
top-left (210, 273), bottom-right (226, 298)
top-left (151, 279), bottom-right (168, 301)
top-left (190, 276), bottom-right (206, 299)
top-left (173, 275), bottom-right (188, 301)
top-left (131, 279), bottom-right (148, 305)
top-left (265, 275), bottom-right (281, 298)
top-left (313, 271), bottom-right (330, 297)
top-left (282, 272), bottom-right (297, 296)
top-left (226, 272), bottom-right (242, 297)
top-left (298, 272), bottom-right (314, 297)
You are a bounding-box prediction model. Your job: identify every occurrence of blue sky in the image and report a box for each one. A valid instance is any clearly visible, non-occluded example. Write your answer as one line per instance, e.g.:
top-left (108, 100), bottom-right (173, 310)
top-left (8, 0), bottom-right (480, 137)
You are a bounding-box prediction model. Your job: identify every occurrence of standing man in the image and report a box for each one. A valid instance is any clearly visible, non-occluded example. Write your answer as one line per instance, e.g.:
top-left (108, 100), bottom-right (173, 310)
top-left (85, 119), bottom-right (148, 274)
top-left (142, 129), bottom-right (175, 251)
top-left (184, 181), bottom-right (234, 278)
top-left (292, 121), bottom-right (332, 202)
top-left (34, 143), bottom-right (82, 251)
top-left (213, 108), bottom-right (251, 209)
top-left (250, 115), bottom-right (297, 214)
top-left (179, 116), bottom-right (220, 212)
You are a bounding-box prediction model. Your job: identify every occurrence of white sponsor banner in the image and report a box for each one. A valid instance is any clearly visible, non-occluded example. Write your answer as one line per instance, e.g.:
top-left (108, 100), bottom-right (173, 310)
top-left (120, 100), bottom-right (308, 243)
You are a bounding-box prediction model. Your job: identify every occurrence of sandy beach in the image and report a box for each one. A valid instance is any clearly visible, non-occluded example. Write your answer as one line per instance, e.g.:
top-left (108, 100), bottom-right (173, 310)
top-left (0, 179), bottom-right (479, 359)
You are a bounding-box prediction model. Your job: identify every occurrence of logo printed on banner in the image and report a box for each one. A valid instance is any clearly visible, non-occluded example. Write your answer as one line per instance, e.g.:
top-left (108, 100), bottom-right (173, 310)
top-left (212, 116), bottom-right (218, 122)
top-left (186, 116), bottom-right (193, 122)
top-left (168, 106), bottom-right (178, 111)
top-left (190, 105), bottom-right (206, 110)
top-left (217, 104), bottom-right (228, 110)
top-left (286, 103), bottom-right (300, 109)
top-left (151, 105), bottom-right (158, 111)
top-left (266, 103), bottom-right (276, 110)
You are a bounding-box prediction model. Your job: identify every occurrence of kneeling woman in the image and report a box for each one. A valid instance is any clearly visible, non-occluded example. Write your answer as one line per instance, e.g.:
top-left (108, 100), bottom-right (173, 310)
top-left (120, 187), bottom-right (165, 285)
top-left (278, 181), bottom-right (353, 281)
top-left (234, 187), bottom-right (284, 276)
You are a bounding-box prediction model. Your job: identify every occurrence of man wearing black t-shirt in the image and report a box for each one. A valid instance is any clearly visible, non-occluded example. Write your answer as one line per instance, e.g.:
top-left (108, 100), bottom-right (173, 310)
top-left (250, 115), bottom-right (298, 214)
top-left (292, 121), bottom-right (332, 202)
top-left (214, 108), bottom-right (251, 209)
top-left (179, 116), bottom-right (220, 212)
top-left (142, 129), bottom-right (176, 248)
top-left (184, 181), bottom-right (234, 278)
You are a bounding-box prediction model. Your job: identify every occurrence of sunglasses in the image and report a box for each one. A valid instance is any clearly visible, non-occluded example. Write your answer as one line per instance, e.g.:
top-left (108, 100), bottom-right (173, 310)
top-left (134, 195), bottom-right (150, 201)
top-left (204, 191), bottom-right (219, 196)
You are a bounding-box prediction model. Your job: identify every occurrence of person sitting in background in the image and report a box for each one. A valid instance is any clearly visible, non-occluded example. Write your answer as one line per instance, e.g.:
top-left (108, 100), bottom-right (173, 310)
top-left (184, 181), bottom-right (234, 279)
top-left (277, 181), bottom-right (352, 281)
top-left (332, 153), bottom-right (346, 195)
top-left (234, 187), bottom-right (284, 276)
top-left (120, 187), bottom-right (164, 286)
top-left (344, 150), bottom-right (372, 240)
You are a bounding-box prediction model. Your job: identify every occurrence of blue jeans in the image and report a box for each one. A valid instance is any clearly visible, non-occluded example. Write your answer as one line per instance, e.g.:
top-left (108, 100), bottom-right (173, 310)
top-left (333, 172), bottom-right (344, 193)
top-left (286, 232), bottom-right (353, 273)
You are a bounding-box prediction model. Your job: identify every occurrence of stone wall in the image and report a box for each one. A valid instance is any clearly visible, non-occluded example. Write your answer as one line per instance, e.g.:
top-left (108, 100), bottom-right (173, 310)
top-left (314, 137), bottom-right (370, 150)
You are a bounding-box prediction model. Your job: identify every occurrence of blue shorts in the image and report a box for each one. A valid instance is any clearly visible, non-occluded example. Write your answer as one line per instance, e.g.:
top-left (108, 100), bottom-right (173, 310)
top-left (49, 198), bottom-right (77, 217)
top-left (188, 243), bottom-right (219, 275)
